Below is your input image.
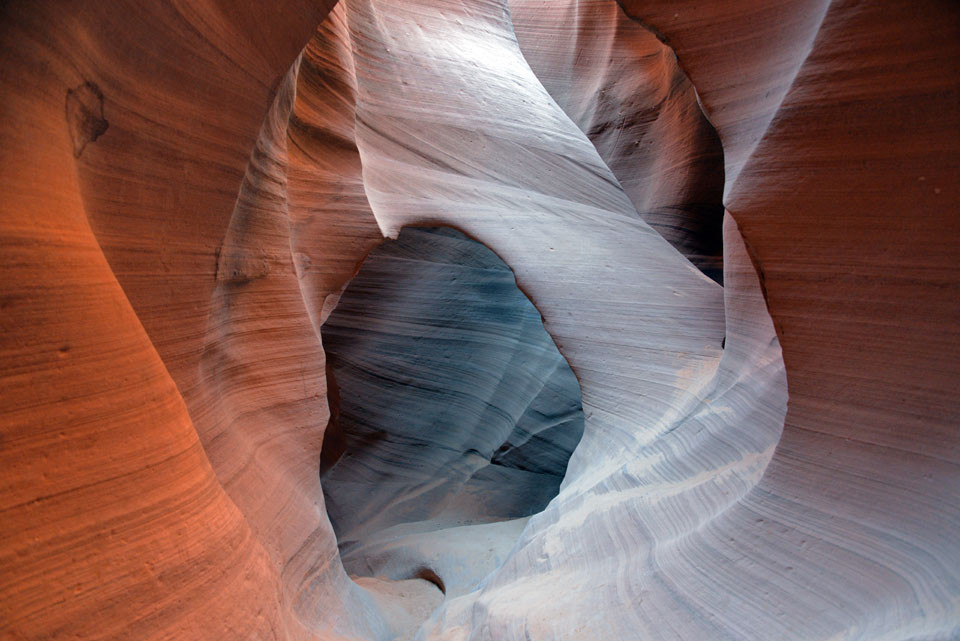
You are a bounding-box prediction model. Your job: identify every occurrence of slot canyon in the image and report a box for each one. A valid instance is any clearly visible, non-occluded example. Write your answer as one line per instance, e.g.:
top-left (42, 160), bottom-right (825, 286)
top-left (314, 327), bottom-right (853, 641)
top-left (0, 1), bottom-right (957, 640)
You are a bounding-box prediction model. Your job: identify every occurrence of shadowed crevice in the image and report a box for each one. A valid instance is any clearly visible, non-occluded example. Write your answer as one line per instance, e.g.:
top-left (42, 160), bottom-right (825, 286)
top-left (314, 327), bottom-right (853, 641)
top-left (319, 225), bottom-right (584, 583)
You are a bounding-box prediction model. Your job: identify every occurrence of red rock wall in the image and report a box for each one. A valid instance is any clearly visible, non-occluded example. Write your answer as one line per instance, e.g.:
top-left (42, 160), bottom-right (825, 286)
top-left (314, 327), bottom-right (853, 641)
top-left (0, 2), bottom-right (356, 639)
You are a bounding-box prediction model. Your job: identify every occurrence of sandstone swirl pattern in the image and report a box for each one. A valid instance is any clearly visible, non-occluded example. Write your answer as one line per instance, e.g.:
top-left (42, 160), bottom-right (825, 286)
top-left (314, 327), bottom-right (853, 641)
top-left (0, 1), bottom-right (957, 641)
top-left (510, 0), bottom-right (726, 282)
top-left (336, 3), bottom-right (784, 639)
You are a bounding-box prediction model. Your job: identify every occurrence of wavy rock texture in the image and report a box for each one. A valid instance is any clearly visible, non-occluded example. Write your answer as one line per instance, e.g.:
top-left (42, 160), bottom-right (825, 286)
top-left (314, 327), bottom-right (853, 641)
top-left (0, 1), bottom-right (347, 639)
top-left (510, 0), bottom-right (726, 282)
top-left (0, 1), bottom-right (957, 641)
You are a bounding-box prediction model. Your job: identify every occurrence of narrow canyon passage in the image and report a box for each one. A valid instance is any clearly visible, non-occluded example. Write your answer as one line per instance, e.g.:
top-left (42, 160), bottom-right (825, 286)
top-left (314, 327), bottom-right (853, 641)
top-left (1, 0), bottom-right (957, 640)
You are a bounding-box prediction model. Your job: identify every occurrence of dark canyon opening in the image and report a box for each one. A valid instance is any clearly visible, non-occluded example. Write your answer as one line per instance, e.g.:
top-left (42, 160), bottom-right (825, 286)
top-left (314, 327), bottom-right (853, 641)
top-left (320, 226), bottom-right (584, 590)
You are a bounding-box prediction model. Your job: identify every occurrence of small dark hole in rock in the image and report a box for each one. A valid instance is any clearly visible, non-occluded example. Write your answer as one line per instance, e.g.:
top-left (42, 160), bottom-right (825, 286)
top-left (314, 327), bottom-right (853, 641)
top-left (413, 568), bottom-right (445, 594)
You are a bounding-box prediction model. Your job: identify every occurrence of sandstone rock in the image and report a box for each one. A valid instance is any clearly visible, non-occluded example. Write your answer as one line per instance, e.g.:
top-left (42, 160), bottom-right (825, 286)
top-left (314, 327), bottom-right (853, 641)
top-left (0, 0), bottom-right (956, 640)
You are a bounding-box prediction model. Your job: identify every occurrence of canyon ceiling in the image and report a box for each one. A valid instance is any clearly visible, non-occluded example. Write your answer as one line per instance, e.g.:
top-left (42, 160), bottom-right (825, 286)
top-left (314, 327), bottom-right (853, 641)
top-left (0, 0), bottom-right (958, 640)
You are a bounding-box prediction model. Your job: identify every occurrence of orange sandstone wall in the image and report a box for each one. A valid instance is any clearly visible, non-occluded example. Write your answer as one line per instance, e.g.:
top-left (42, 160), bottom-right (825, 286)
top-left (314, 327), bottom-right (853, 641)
top-left (0, 1), bottom-right (356, 639)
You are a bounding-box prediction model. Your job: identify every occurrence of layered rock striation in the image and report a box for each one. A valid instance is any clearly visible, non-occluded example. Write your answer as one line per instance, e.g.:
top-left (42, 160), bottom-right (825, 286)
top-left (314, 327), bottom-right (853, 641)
top-left (0, 0), bottom-right (957, 640)
top-left (510, 0), bottom-right (726, 282)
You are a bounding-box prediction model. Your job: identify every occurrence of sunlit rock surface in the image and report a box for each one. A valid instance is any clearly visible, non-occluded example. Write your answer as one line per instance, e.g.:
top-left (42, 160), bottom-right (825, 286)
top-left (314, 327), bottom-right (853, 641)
top-left (510, 0), bottom-right (726, 282)
top-left (0, 0), bottom-right (957, 640)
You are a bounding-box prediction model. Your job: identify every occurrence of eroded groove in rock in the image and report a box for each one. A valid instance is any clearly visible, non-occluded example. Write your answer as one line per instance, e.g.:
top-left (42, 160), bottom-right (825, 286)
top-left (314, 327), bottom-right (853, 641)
top-left (321, 226), bottom-right (584, 583)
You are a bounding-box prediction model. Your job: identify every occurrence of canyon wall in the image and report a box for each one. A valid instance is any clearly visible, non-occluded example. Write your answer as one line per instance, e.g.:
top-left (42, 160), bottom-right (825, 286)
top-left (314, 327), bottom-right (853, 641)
top-left (1, 0), bottom-right (957, 640)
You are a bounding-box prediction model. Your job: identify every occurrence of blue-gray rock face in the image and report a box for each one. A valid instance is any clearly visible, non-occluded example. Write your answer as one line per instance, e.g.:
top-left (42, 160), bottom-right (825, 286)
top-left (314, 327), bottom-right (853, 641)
top-left (321, 226), bottom-right (584, 554)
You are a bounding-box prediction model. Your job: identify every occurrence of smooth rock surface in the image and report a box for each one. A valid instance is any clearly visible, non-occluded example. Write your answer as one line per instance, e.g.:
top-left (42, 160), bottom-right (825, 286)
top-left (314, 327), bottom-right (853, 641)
top-left (0, 0), bottom-right (957, 640)
top-left (511, 0), bottom-right (726, 281)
